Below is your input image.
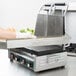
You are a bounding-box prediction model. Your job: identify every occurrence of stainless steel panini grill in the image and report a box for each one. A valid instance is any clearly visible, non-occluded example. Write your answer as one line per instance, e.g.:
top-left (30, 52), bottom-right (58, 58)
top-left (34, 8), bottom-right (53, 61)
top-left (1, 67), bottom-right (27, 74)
top-left (8, 3), bottom-right (68, 72)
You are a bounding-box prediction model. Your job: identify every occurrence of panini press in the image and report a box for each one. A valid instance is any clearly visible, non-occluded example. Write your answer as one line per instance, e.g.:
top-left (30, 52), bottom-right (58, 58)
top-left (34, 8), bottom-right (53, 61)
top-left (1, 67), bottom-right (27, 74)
top-left (8, 3), bottom-right (68, 72)
top-left (8, 45), bottom-right (67, 72)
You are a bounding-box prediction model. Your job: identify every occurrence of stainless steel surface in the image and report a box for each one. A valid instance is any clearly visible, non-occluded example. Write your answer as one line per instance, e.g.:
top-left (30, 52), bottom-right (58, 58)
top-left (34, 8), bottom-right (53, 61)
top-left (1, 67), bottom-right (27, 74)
top-left (0, 40), bottom-right (7, 49)
top-left (34, 52), bottom-right (67, 72)
top-left (35, 3), bottom-right (68, 37)
top-left (67, 52), bottom-right (76, 57)
top-left (35, 14), bottom-right (64, 37)
top-left (0, 49), bottom-right (76, 76)
top-left (47, 15), bottom-right (64, 36)
top-left (9, 50), bottom-right (67, 72)
top-left (6, 35), bottom-right (69, 48)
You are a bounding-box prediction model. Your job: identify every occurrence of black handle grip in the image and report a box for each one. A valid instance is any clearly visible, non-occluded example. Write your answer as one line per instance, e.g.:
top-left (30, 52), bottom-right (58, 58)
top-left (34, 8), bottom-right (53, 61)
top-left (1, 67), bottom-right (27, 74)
top-left (55, 3), bottom-right (66, 6)
top-left (44, 9), bottom-right (49, 12)
top-left (44, 4), bottom-right (51, 7)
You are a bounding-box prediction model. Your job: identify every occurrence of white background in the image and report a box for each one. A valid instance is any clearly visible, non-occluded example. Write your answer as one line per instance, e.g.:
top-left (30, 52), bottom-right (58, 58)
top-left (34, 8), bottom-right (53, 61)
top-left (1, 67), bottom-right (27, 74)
top-left (0, 0), bottom-right (48, 30)
top-left (0, 0), bottom-right (76, 42)
top-left (0, 0), bottom-right (76, 30)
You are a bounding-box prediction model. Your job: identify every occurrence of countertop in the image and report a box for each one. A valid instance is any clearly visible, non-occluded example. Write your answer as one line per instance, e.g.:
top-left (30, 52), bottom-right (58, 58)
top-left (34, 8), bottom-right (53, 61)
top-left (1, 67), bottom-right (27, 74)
top-left (0, 49), bottom-right (76, 76)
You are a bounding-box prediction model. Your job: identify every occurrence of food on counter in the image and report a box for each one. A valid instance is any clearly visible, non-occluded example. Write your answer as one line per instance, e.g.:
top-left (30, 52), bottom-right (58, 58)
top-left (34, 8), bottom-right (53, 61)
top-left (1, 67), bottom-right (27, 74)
top-left (20, 28), bottom-right (35, 35)
top-left (16, 32), bottom-right (36, 39)
top-left (0, 27), bottom-right (36, 39)
top-left (20, 29), bottom-right (26, 33)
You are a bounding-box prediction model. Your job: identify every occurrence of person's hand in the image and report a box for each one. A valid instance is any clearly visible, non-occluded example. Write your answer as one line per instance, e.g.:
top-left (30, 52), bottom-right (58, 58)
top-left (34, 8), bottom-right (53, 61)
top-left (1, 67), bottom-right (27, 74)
top-left (0, 27), bottom-right (16, 39)
top-left (6, 27), bottom-right (16, 32)
top-left (0, 27), bottom-right (6, 31)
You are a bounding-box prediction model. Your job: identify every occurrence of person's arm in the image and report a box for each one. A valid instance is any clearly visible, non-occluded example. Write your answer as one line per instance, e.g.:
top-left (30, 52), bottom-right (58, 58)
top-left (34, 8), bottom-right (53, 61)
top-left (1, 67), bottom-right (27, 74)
top-left (0, 28), bottom-right (36, 39)
top-left (0, 28), bottom-right (16, 39)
